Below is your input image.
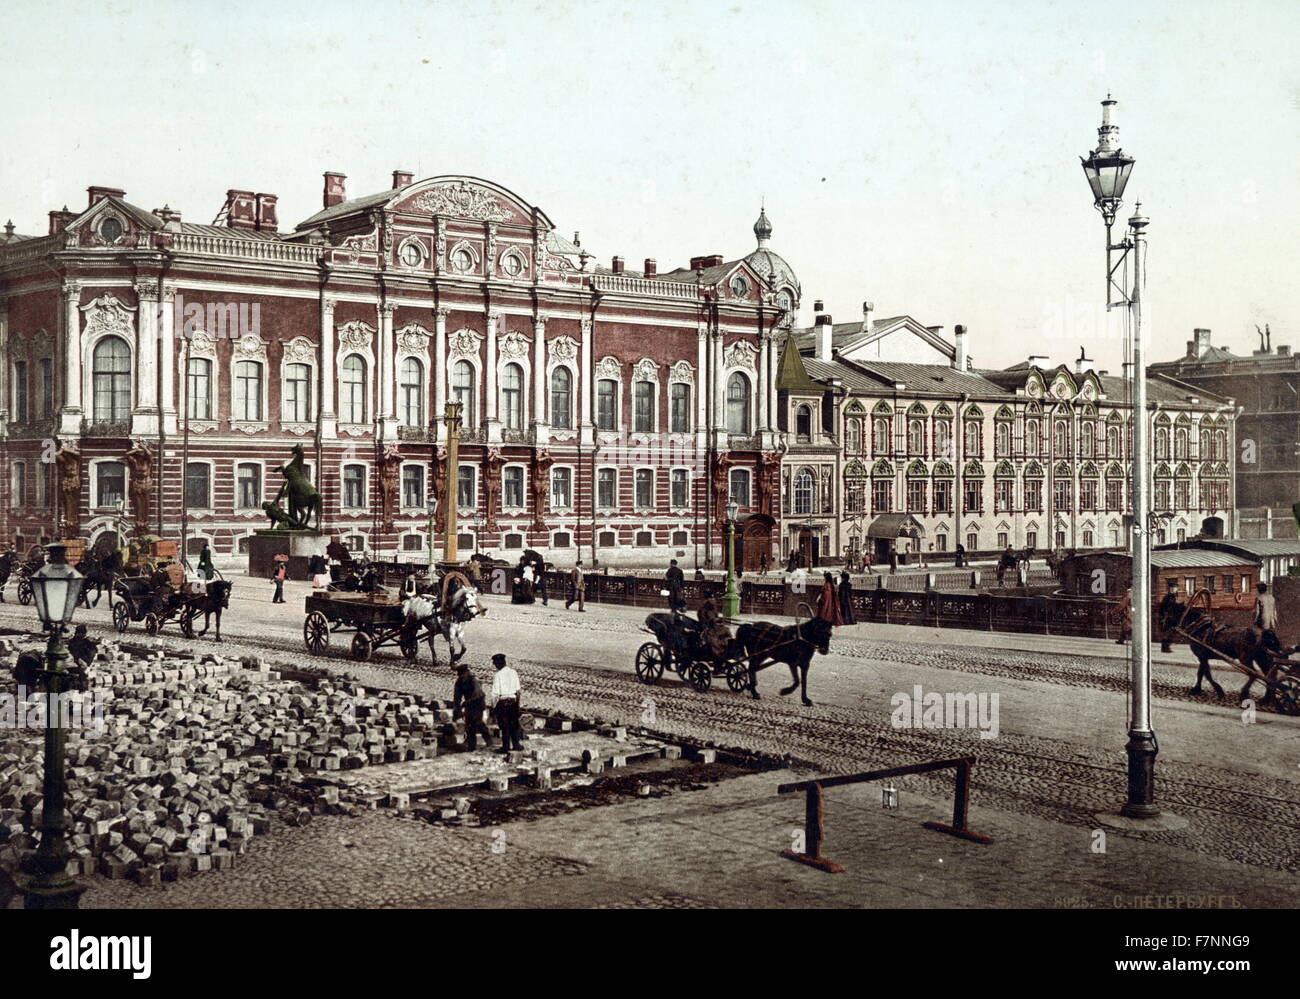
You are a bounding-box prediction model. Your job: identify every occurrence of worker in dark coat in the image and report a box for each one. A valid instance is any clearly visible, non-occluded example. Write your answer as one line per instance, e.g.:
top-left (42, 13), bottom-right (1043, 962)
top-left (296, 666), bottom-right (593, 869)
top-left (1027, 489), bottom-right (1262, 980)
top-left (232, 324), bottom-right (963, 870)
top-left (452, 663), bottom-right (492, 751)
top-left (68, 624), bottom-right (97, 671)
top-left (838, 570), bottom-right (856, 625)
top-left (1158, 579), bottom-right (1182, 653)
top-left (665, 559), bottom-right (685, 613)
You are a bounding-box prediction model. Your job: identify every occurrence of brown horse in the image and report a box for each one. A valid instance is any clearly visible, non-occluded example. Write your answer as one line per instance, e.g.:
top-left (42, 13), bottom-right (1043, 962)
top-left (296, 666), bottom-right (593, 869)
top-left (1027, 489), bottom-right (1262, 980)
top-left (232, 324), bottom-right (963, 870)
top-left (735, 617), bottom-right (834, 707)
top-left (1165, 604), bottom-right (1281, 703)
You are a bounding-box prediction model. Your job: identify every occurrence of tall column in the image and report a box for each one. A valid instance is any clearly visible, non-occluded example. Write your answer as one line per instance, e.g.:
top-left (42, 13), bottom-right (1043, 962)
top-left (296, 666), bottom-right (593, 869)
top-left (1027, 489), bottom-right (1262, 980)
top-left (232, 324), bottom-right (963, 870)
top-left (532, 313), bottom-right (547, 435)
top-left (696, 325), bottom-right (708, 450)
top-left (59, 282), bottom-right (83, 435)
top-left (756, 333), bottom-right (769, 433)
top-left (159, 286), bottom-right (177, 435)
top-left (579, 316), bottom-right (593, 446)
top-left (433, 308), bottom-right (447, 442)
top-left (319, 297), bottom-right (337, 437)
top-left (711, 332), bottom-right (725, 433)
top-left (378, 302), bottom-right (397, 438)
top-left (0, 299), bottom-right (8, 426)
top-left (132, 283), bottom-right (159, 436)
top-left (485, 311), bottom-right (500, 442)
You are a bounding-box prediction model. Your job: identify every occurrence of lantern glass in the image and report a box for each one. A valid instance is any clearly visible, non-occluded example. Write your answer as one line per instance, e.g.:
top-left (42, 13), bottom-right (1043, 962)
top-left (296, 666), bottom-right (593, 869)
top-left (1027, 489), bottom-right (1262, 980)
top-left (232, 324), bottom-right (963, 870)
top-left (1081, 153), bottom-right (1134, 209)
top-left (30, 547), bottom-right (83, 627)
top-left (726, 501), bottom-right (740, 523)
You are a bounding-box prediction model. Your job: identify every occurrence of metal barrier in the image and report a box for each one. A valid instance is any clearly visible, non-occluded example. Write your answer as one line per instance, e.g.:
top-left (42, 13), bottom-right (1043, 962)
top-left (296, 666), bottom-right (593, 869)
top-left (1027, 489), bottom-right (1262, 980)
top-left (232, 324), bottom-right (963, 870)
top-left (777, 756), bottom-right (992, 873)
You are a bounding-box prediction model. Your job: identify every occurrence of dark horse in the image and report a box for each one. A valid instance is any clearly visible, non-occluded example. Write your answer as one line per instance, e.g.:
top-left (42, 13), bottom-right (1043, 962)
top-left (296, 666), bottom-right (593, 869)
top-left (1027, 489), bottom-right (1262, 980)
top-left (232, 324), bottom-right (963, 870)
top-left (188, 580), bottom-right (234, 642)
top-left (644, 610), bottom-right (741, 673)
top-left (0, 551), bottom-right (13, 603)
top-left (1162, 603), bottom-right (1281, 703)
top-left (76, 548), bottom-right (122, 609)
top-left (735, 616), bottom-right (834, 707)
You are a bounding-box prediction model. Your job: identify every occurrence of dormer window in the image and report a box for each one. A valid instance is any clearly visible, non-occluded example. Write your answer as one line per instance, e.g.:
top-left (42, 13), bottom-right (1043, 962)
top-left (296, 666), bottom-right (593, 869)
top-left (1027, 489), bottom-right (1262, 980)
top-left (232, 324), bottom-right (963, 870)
top-left (796, 404), bottom-right (812, 442)
top-left (99, 216), bottom-right (124, 243)
top-left (730, 275), bottom-right (749, 298)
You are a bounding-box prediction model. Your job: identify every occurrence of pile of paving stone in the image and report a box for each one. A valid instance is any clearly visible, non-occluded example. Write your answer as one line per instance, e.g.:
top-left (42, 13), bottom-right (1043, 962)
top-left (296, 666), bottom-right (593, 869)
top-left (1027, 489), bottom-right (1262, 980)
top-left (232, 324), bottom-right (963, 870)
top-left (0, 637), bottom-right (488, 886)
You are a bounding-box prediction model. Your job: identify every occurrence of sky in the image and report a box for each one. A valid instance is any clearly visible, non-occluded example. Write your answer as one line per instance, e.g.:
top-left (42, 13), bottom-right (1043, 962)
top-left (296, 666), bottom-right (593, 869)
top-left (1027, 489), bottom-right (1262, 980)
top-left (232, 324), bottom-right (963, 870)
top-left (2, 0), bottom-right (1297, 371)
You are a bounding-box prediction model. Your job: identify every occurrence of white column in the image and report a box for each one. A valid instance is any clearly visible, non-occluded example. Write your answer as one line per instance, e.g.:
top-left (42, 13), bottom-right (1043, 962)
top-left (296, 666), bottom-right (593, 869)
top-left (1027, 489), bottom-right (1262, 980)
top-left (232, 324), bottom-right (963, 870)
top-left (532, 313), bottom-right (547, 431)
top-left (485, 312), bottom-right (500, 442)
top-left (433, 307), bottom-right (447, 441)
top-left (712, 332), bottom-right (725, 432)
top-left (59, 282), bottom-right (83, 434)
top-left (132, 283), bottom-right (159, 436)
top-left (0, 300), bottom-right (8, 426)
top-left (159, 286), bottom-right (177, 434)
top-left (756, 334), bottom-right (768, 432)
top-left (320, 297), bottom-right (337, 437)
top-left (695, 325), bottom-right (708, 450)
top-left (579, 316), bottom-right (593, 446)
top-left (379, 302), bottom-right (397, 437)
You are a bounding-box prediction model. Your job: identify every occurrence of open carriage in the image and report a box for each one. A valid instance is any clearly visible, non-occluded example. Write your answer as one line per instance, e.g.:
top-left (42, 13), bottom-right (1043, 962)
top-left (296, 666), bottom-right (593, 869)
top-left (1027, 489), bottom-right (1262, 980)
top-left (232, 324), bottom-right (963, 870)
top-left (303, 591), bottom-right (431, 663)
top-left (111, 561), bottom-right (226, 638)
top-left (635, 610), bottom-right (751, 694)
top-left (13, 545), bottom-right (47, 606)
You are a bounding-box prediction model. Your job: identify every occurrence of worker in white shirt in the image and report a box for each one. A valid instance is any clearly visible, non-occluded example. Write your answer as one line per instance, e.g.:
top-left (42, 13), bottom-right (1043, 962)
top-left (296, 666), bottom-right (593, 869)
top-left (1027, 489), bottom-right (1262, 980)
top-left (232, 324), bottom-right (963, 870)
top-left (489, 652), bottom-right (525, 753)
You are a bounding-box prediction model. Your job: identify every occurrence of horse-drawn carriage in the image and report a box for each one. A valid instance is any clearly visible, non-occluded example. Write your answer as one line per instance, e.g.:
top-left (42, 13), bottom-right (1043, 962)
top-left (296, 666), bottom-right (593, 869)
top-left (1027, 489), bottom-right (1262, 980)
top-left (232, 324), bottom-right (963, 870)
top-left (111, 563), bottom-right (232, 640)
top-left (9, 545), bottom-right (48, 605)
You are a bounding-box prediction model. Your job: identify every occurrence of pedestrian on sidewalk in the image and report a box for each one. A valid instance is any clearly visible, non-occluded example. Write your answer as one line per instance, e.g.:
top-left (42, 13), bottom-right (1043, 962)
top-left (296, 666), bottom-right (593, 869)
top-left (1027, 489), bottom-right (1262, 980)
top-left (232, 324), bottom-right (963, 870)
top-left (665, 558), bottom-right (685, 613)
top-left (759, 551), bottom-right (769, 576)
top-left (889, 545), bottom-right (899, 575)
top-left (817, 571), bottom-right (843, 627)
top-left (489, 653), bottom-right (524, 753)
top-left (1109, 587), bottom-right (1133, 644)
top-left (452, 662), bottom-right (492, 751)
top-left (565, 559), bottom-right (586, 611)
top-left (537, 565), bottom-right (549, 606)
top-left (1254, 582), bottom-right (1279, 649)
top-left (1159, 579), bottom-right (1182, 653)
top-left (838, 569), bottom-right (856, 625)
top-left (271, 562), bottom-right (287, 603)
top-left (197, 542), bottom-right (215, 582)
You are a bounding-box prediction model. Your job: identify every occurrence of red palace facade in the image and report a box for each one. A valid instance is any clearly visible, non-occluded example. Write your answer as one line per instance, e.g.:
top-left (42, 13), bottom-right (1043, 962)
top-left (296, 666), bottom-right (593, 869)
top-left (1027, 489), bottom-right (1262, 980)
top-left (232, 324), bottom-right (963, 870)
top-left (0, 174), bottom-right (799, 566)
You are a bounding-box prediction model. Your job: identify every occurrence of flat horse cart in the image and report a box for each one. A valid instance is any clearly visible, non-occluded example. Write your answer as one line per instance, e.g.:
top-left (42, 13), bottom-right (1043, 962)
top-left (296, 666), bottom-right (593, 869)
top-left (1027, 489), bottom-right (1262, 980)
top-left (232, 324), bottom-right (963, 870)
top-left (635, 611), bottom-right (751, 694)
top-left (1168, 588), bottom-right (1300, 715)
top-left (302, 591), bottom-right (432, 663)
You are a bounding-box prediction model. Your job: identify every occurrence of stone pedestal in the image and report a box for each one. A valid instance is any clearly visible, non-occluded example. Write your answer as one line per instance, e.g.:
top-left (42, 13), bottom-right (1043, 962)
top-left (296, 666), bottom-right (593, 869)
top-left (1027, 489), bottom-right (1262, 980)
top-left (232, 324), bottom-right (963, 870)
top-left (249, 530), bottom-right (323, 579)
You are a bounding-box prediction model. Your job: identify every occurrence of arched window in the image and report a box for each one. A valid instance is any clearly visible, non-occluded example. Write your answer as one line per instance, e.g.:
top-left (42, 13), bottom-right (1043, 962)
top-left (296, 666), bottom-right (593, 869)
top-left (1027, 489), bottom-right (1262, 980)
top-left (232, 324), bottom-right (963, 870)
top-left (551, 368), bottom-right (573, 431)
top-left (964, 420), bottom-right (981, 456)
top-left (730, 467), bottom-right (751, 507)
top-left (596, 379), bottom-right (617, 431)
top-left (399, 357), bottom-right (424, 427)
top-left (726, 372), bottom-right (751, 435)
top-left (1214, 430), bottom-right (1226, 461)
top-left (845, 418), bottom-right (862, 454)
top-left (634, 380), bottom-right (655, 432)
top-left (1107, 425), bottom-right (1121, 457)
top-left (92, 336), bottom-right (131, 423)
top-left (1199, 428), bottom-right (1211, 460)
top-left (1175, 427), bottom-right (1188, 459)
top-left (187, 356), bottom-right (212, 420)
top-left (796, 404), bottom-right (812, 442)
top-left (934, 420), bottom-right (952, 459)
top-left (872, 417), bottom-right (890, 453)
top-left (995, 422), bottom-right (1010, 456)
top-left (452, 360), bottom-right (476, 426)
top-left (1155, 427), bottom-right (1169, 459)
top-left (1081, 422), bottom-right (1095, 458)
top-left (669, 383), bottom-right (690, 433)
top-left (908, 418), bottom-right (925, 454)
top-left (501, 362), bottom-right (524, 430)
top-left (234, 359), bottom-right (263, 422)
top-left (1053, 419), bottom-right (1069, 456)
top-left (1025, 419), bottom-right (1039, 457)
top-left (284, 362), bottom-right (312, 423)
top-left (340, 355), bottom-right (366, 424)
top-left (793, 468), bottom-right (814, 515)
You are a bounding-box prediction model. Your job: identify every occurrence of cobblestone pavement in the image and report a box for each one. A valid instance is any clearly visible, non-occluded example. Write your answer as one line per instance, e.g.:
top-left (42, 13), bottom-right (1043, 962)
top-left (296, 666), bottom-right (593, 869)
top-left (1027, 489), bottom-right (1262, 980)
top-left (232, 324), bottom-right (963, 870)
top-left (4, 583), bottom-right (1298, 905)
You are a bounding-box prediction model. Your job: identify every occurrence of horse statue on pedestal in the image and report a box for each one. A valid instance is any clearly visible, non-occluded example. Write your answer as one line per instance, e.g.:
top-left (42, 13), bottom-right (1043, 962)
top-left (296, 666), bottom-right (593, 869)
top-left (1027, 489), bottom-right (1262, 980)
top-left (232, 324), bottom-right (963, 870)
top-left (271, 444), bottom-right (322, 531)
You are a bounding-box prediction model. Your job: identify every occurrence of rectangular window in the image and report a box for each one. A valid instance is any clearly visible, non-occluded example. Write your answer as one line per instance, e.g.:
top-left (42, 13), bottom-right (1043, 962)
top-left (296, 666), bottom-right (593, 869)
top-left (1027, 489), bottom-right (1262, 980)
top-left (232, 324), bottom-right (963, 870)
top-left (1053, 479), bottom-right (1072, 511)
top-left (1081, 530), bottom-right (1093, 547)
top-left (38, 358), bottom-right (53, 417)
top-left (907, 479), bottom-right (926, 513)
top-left (1026, 530), bottom-right (1037, 549)
top-left (963, 480), bottom-right (981, 513)
top-left (503, 466), bottom-right (523, 508)
top-left (11, 462), bottom-right (26, 507)
top-left (596, 380), bottom-right (617, 431)
top-left (1108, 479), bottom-right (1125, 511)
top-left (12, 361), bottom-right (28, 422)
top-left (236, 463), bottom-right (261, 508)
top-left (284, 363), bottom-right (312, 423)
top-left (402, 466), bottom-right (423, 509)
top-left (343, 465), bottom-right (366, 509)
top-left (1080, 480), bottom-right (1097, 511)
top-left (933, 479), bottom-right (952, 514)
top-left (633, 381), bottom-right (654, 433)
top-left (188, 357), bottom-right (212, 420)
top-left (845, 479), bottom-right (866, 514)
top-left (967, 532), bottom-right (979, 551)
top-left (635, 468), bottom-right (654, 508)
top-left (234, 360), bottom-right (263, 421)
top-left (670, 383), bottom-right (691, 433)
top-left (1025, 480), bottom-right (1042, 512)
top-left (597, 468), bottom-right (616, 509)
top-left (995, 479), bottom-right (1012, 512)
top-left (730, 468), bottom-right (750, 508)
top-left (551, 467), bottom-right (572, 509)
top-left (457, 466), bottom-right (476, 509)
top-left (935, 534), bottom-right (947, 552)
top-left (872, 479), bottom-right (892, 513)
top-left (185, 463), bottom-right (210, 509)
top-left (997, 531), bottom-right (1009, 549)
top-left (671, 468), bottom-right (688, 508)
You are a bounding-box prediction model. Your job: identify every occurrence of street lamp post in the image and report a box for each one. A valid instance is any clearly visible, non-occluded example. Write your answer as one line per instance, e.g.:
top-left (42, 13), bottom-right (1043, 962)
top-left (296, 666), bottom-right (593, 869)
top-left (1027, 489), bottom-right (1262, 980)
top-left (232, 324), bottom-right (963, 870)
top-left (1081, 96), bottom-right (1160, 820)
top-left (19, 543), bottom-right (86, 909)
top-left (721, 500), bottom-right (740, 617)
top-left (443, 401), bottom-right (462, 565)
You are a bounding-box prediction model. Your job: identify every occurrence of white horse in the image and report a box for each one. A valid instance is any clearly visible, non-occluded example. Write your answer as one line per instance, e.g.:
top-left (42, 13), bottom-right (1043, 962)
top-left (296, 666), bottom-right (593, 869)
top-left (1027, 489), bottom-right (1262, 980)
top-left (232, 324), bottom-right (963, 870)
top-left (403, 586), bottom-right (483, 664)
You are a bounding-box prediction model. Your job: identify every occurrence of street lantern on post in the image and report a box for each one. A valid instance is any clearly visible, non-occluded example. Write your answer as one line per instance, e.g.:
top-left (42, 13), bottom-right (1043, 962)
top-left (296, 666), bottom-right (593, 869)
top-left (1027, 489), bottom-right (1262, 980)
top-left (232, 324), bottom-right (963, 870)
top-left (721, 499), bottom-right (741, 617)
top-left (20, 543), bottom-right (87, 909)
top-left (443, 400), bottom-right (463, 565)
top-left (1081, 97), bottom-right (1161, 822)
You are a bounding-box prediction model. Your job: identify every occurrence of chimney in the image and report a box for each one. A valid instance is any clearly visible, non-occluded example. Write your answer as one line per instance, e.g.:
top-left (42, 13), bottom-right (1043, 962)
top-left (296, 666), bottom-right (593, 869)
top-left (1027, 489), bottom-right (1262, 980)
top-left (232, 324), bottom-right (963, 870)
top-left (611, 255), bottom-right (624, 274)
top-left (2, 220), bottom-right (12, 241)
top-left (1075, 346), bottom-right (1094, 375)
top-left (813, 299), bottom-right (824, 313)
top-left (1191, 328), bottom-right (1212, 359)
top-left (1279, 345), bottom-right (1292, 357)
top-left (392, 170), bottom-right (413, 189)
top-left (816, 313), bottom-right (834, 363)
top-left (48, 207), bottom-right (77, 235)
top-left (254, 193), bottom-right (278, 232)
top-left (323, 172), bottom-right (347, 209)
top-left (861, 300), bottom-right (875, 333)
top-left (704, 254), bottom-right (723, 267)
top-left (644, 258), bottom-right (657, 278)
top-left (572, 231), bottom-right (581, 248)
top-left (87, 186), bottom-right (126, 206)
top-left (1028, 354), bottom-right (1049, 368)
top-left (224, 190), bottom-right (257, 229)
top-left (953, 324), bottom-right (968, 371)
top-left (1266, 324), bottom-right (1272, 352)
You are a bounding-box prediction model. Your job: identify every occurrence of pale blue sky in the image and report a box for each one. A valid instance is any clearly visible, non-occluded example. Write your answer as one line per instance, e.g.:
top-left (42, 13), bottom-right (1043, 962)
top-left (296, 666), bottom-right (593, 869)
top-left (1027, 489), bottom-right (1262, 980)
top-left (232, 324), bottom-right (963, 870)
top-left (3, 0), bottom-right (1297, 369)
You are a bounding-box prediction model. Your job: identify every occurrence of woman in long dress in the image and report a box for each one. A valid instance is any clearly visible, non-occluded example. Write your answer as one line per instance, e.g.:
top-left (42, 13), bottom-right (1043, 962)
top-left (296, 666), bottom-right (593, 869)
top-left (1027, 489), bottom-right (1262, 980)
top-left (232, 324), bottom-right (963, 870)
top-left (817, 571), bottom-right (843, 627)
top-left (838, 569), bottom-right (856, 625)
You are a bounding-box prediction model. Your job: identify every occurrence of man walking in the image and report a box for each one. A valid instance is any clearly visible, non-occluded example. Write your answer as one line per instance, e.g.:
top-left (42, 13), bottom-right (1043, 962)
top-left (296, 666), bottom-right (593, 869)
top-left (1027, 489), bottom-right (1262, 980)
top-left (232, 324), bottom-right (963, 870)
top-left (1159, 579), bottom-right (1182, 653)
top-left (565, 559), bottom-right (586, 611)
top-left (537, 565), bottom-right (549, 606)
top-left (1254, 581), bottom-right (1278, 647)
top-left (665, 558), bottom-right (685, 613)
top-left (452, 662), bottom-right (492, 751)
top-left (271, 561), bottom-right (287, 603)
top-left (489, 653), bottom-right (524, 753)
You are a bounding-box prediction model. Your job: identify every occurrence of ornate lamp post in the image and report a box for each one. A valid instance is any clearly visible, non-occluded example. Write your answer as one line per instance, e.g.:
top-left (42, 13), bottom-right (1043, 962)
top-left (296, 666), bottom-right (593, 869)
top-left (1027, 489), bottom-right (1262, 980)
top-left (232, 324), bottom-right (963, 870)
top-left (19, 543), bottom-right (86, 909)
top-left (442, 400), bottom-right (462, 565)
top-left (1081, 97), bottom-right (1160, 821)
top-left (721, 499), bottom-right (741, 617)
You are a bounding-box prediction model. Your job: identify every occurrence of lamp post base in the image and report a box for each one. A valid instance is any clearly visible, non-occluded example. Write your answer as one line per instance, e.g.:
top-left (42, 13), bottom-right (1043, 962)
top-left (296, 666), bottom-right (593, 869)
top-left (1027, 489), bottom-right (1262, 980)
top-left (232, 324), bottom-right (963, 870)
top-left (20, 874), bottom-right (87, 910)
top-left (1120, 730), bottom-right (1159, 819)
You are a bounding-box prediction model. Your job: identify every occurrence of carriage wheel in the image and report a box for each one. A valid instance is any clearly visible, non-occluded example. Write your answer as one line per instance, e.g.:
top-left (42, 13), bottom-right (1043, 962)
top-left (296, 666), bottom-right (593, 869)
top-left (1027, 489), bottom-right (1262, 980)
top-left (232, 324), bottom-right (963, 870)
top-left (399, 632), bottom-right (420, 664)
top-left (351, 630), bottom-right (374, 662)
top-left (1273, 676), bottom-right (1300, 716)
top-left (725, 660), bottom-right (750, 692)
top-left (113, 601), bottom-right (130, 633)
top-left (635, 642), bottom-right (665, 685)
top-left (688, 660), bottom-right (713, 693)
top-left (304, 612), bottom-right (330, 656)
top-left (144, 613), bottom-right (160, 637)
top-left (180, 606), bottom-right (197, 639)
top-left (17, 580), bottom-right (32, 606)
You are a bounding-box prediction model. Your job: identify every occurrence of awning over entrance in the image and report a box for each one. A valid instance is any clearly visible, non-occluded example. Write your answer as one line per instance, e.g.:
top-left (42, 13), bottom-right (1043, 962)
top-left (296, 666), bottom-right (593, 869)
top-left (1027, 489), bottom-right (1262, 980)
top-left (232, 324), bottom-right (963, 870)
top-left (866, 513), bottom-right (926, 539)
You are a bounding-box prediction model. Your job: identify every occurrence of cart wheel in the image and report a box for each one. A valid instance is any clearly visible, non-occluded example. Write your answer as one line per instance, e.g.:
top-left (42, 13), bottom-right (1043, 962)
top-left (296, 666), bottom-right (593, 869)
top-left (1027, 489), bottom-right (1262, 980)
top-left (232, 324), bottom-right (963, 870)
top-left (144, 613), bottom-right (160, 637)
top-left (635, 642), bottom-right (665, 685)
top-left (17, 580), bottom-right (32, 606)
top-left (1273, 676), bottom-right (1300, 716)
top-left (351, 630), bottom-right (374, 662)
top-left (113, 601), bottom-right (130, 633)
top-left (180, 607), bottom-right (196, 639)
top-left (725, 660), bottom-right (750, 692)
top-left (399, 632), bottom-right (419, 664)
top-left (304, 612), bottom-right (330, 656)
top-left (688, 660), bottom-right (713, 693)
